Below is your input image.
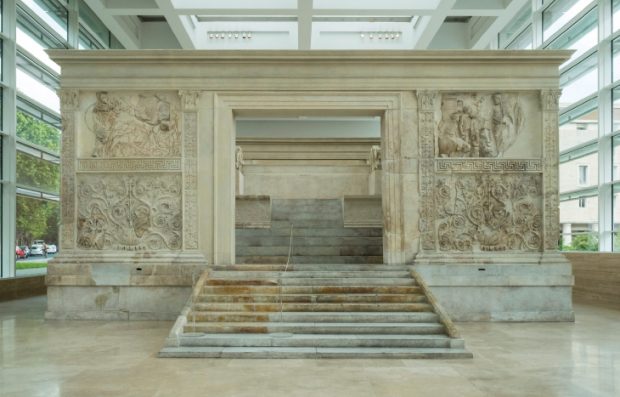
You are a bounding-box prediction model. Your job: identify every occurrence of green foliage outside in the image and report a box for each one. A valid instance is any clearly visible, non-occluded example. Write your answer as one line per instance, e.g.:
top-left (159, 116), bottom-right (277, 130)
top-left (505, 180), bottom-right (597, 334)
top-left (15, 111), bottom-right (61, 247)
top-left (16, 151), bottom-right (60, 193)
top-left (17, 111), bottom-right (60, 153)
top-left (16, 262), bottom-right (48, 270)
top-left (16, 195), bottom-right (60, 247)
top-left (560, 233), bottom-right (599, 251)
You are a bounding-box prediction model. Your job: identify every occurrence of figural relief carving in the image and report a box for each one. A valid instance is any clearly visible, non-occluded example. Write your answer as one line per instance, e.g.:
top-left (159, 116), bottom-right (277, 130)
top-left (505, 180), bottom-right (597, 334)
top-left (438, 93), bottom-right (525, 158)
top-left (77, 174), bottom-right (182, 250)
top-left (84, 91), bottom-right (181, 158)
top-left (434, 174), bottom-right (543, 252)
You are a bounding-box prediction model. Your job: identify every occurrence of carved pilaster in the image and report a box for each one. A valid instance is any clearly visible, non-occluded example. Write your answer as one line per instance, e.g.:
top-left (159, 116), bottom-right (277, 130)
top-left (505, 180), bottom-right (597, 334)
top-left (59, 89), bottom-right (79, 250)
top-left (417, 90), bottom-right (437, 251)
top-left (541, 89), bottom-right (562, 251)
top-left (179, 90), bottom-right (200, 249)
top-left (368, 145), bottom-right (381, 171)
top-left (235, 146), bottom-right (244, 172)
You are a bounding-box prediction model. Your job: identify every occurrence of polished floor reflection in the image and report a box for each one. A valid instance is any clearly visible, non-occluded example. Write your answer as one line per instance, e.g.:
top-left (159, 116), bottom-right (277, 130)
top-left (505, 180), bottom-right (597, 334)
top-left (0, 296), bottom-right (618, 397)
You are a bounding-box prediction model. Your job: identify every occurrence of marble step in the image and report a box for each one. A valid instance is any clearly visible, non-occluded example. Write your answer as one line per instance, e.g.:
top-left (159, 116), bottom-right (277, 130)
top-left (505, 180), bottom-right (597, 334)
top-left (205, 277), bottom-right (415, 286)
top-left (236, 227), bottom-right (382, 237)
top-left (186, 311), bottom-right (439, 323)
top-left (182, 321), bottom-right (444, 334)
top-left (191, 302), bottom-right (433, 312)
top-left (210, 264), bottom-right (408, 272)
top-left (160, 346), bottom-right (472, 359)
top-left (200, 285), bottom-right (421, 295)
top-left (235, 236), bottom-right (383, 247)
top-left (208, 270), bottom-right (410, 279)
top-left (195, 293), bottom-right (428, 303)
top-left (236, 255), bottom-right (384, 264)
top-left (176, 333), bottom-right (456, 349)
top-left (236, 246), bottom-right (383, 256)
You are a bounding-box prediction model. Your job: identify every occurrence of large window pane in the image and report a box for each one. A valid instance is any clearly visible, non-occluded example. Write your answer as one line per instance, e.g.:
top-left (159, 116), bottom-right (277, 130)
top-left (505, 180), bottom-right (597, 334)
top-left (614, 135), bottom-right (620, 181)
top-left (614, 0), bottom-right (620, 32)
top-left (560, 151), bottom-right (599, 192)
top-left (559, 54), bottom-right (598, 109)
top-left (614, 87), bottom-right (620, 132)
top-left (16, 150), bottom-right (60, 194)
top-left (505, 26), bottom-right (533, 50)
top-left (614, 37), bottom-right (620, 83)
top-left (20, 0), bottom-right (67, 40)
top-left (16, 68), bottom-right (59, 112)
top-left (17, 110), bottom-right (60, 153)
top-left (78, 26), bottom-right (104, 50)
top-left (498, 3), bottom-right (532, 48)
top-left (15, 195), bottom-right (59, 276)
top-left (560, 195), bottom-right (599, 251)
top-left (545, 7), bottom-right (597, 68)
top-left (79, 3), bottom-right (109, 47)
top-left (16, 10), bottom-right (64, 73)
top-left (543, 0), bottom-right (594, 41)
top-left (559, 99), bottom-right (598, 152)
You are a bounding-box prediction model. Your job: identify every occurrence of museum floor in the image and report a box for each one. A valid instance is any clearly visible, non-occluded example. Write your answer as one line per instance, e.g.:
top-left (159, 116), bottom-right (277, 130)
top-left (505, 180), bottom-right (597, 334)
top-left (0, 296), bottom-right (618, 397)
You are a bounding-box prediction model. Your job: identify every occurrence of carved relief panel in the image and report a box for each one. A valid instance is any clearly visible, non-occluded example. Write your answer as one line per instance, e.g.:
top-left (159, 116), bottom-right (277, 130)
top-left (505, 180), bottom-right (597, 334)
top-left (419, 90), bottom-right (548, 253)
top-left (435, 92), bottom-right (541, 158)
top-left (434, 174), bottom-right (543, 252)
top-left (76, 174), bottom-right (182, 250)
top-left (78, 91), bottom-right (181, 158)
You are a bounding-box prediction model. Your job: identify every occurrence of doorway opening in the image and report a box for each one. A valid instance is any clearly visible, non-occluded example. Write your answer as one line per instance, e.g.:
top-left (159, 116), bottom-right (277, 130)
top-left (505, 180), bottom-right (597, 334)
top-left (233, 115), bottom-right (383, 265)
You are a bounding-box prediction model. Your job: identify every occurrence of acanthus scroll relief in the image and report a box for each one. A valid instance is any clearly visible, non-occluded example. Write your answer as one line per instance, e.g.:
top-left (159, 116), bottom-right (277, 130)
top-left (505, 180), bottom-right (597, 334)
top-left (434, 174), bottom-right (543, 252)
top-left (437, 93), bottom-right (525, 158)
top-left (84, 91), bottom-right (181, 158)
top-left (77, 174), bottom-right (182, 250)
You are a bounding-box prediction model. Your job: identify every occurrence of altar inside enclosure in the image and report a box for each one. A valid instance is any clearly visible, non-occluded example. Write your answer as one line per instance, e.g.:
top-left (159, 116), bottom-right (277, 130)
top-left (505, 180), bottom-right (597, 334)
top-left (45, 50), bottom-right (574, 322)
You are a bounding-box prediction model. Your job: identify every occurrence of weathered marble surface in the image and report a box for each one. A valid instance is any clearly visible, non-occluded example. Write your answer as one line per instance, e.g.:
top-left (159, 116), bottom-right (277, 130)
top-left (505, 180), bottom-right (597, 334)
top-left (48, 50), bottom-right (571, 321)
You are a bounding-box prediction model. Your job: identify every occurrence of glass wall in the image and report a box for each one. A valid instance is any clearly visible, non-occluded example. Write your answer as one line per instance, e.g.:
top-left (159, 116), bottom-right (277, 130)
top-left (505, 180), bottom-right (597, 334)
top-left (0, 0), bottom-right (123, 279)
top-left (498, 0), bottom-right (619, 252)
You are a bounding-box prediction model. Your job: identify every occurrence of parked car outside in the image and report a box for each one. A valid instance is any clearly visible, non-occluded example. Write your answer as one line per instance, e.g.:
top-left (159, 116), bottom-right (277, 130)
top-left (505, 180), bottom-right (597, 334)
top-left (19, 245), bottom-right (30, 257)
top-left (33, 240), bottom-right (45, 245)
top-left (30, 244), bottom-right (45, 256)
top-left (46, 244), bottom-right (58, 254)
top-left (16, 246), bottom-right (26, 259)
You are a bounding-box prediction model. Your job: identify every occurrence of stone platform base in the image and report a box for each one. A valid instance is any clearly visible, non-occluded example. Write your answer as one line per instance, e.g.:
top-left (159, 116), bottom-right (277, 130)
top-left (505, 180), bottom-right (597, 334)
top-left (46, 286), bottom-right (192, 320)
top-left (45, 251), bottom-right (206, 320)
top-left (414, 253), bottom-right (574, 322)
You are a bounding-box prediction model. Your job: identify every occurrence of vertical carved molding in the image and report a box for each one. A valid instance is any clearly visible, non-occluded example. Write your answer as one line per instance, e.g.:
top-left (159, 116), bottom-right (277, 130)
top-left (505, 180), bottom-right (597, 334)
top-left (179, 90), bottom-right (201, 249)
top-left (59, 89), bottom-right (79, 250)
top-left (541, 89), bottom-right (562, 251)
top-left (417, 90), bottom-right (437, 251)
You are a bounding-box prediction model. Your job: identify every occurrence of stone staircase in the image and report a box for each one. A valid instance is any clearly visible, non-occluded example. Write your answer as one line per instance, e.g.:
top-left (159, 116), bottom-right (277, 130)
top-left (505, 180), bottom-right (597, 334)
top-left (160, 264), bottom-right (472, 358)
top-left (236, 199), bottom-right (383, 264)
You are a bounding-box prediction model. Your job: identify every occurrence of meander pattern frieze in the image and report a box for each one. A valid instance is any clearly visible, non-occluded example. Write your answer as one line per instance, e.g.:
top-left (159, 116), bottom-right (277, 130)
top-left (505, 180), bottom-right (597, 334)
top-left (435, 174), bottom-right (543, 252)
top-left (76, 174), bottom-right (182, 251)
top-left (77, 158), bottom-right (182, 172)
top-left (417, 90), bottom-right (438, 251)
top-left (84, 91), bottom-right (181, 158)
top-left (435, 159), bottom-right (542, 173)
top-left (180, 90), bottom-right (200, 249)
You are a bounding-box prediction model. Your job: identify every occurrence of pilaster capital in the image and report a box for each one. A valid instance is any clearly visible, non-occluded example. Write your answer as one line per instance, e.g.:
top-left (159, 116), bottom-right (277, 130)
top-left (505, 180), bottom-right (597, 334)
top-left (179, 90), bottom-right (201, 112)
top-left (541, 89), bottom-right (562, 112)
top-left (416, 90), bottom-right (438, 112)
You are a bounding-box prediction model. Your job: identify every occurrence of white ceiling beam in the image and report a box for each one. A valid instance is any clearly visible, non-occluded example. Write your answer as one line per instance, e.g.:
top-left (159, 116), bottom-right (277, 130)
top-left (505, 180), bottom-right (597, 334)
top-left (154, 0), bottom-right (197, 49)
top-left (412, 0), bottom-right (457, 49)
top-left (297, 0), bottom-right (313, 50)
top-left (84, 0), bottom-right (140, 49)
top-left (103, 0), bottom-right (158, 9)
top-left (470, 0), bottom-right (529, 49)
